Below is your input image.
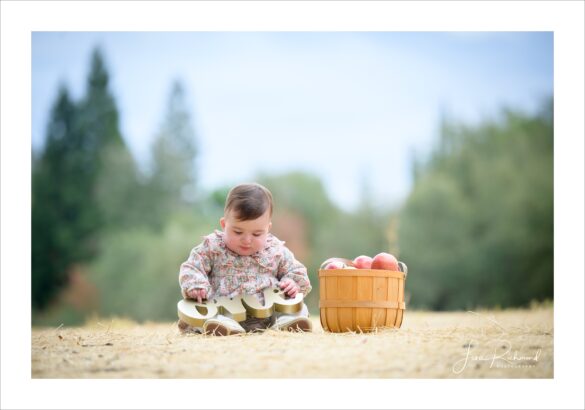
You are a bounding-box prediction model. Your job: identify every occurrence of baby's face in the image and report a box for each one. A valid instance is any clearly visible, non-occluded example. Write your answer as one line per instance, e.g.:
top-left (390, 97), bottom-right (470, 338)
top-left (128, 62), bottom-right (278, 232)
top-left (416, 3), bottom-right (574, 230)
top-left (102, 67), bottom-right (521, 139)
top-left (220, 210), bottom-right (272, 256)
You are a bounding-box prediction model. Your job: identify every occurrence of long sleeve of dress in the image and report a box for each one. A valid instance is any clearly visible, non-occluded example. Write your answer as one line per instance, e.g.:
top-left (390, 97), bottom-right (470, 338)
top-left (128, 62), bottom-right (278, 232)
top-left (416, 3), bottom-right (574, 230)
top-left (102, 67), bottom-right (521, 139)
top-left (178, 237), bottom-right (214, 299)
top-left (277, 246), bottom-right (312, 296)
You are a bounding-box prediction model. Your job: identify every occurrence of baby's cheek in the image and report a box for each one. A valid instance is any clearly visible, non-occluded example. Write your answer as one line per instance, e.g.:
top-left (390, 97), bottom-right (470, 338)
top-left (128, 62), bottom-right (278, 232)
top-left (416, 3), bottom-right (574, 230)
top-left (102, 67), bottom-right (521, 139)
top-left (256, 237), bottom-right (267, 248)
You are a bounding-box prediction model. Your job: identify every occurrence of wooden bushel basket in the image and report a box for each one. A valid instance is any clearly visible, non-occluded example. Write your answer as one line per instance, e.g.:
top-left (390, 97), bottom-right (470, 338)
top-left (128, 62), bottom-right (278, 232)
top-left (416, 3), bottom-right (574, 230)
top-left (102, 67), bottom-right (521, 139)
top-left (319, 258), bottom-right (407, 333)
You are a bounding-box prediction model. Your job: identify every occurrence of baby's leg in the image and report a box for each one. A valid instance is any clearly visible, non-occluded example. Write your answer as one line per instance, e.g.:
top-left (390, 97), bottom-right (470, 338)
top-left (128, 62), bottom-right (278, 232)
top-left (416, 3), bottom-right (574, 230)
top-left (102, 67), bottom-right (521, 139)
top-left (240, 315), bottom-right (273, 333)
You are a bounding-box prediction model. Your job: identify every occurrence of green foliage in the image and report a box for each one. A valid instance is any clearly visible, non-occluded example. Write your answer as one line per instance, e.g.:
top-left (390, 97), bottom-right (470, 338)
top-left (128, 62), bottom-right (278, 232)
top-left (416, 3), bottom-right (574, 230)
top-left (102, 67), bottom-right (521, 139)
top-left (88, 212), bottom-right (216, 321)
top-left (81, 48), bottom-right (143, 230)
top-left (146, 80), bottom-right (199, 229)
top-left (32, 87), bottom-right (92, 309)
top-left (32, 49), bottom-right (202, 320)
top-left (32, 48), bottom-right (142, 310)
top-left (398, 99), bottom-right (553, 310)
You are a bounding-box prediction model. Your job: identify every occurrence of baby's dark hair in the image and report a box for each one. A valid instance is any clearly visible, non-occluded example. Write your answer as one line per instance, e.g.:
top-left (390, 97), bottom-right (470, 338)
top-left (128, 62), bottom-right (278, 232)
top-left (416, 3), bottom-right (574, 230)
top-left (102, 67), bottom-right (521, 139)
top-left (224, 183), bottom-right (273, 221)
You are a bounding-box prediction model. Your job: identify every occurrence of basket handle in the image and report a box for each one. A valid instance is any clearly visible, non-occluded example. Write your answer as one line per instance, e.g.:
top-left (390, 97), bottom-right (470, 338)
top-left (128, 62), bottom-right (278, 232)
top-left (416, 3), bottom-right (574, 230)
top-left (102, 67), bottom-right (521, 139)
top-left (398, 261), bottom-right (408, 279)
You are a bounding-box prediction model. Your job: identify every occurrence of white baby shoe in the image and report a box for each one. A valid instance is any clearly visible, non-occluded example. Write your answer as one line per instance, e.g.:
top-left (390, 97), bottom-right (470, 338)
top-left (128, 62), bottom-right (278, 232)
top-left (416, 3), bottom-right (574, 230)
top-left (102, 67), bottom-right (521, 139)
top-left (271, 303), bottom-right (312, 332)
top-left (271, 315), bottom-right (313, 332)
top-left (202, 314), bottom-right (246, 336)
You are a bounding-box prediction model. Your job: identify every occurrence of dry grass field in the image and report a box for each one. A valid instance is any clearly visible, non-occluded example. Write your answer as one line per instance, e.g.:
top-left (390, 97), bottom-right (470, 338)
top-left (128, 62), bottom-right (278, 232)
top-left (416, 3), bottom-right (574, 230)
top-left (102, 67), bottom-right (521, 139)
top-left (32, 306), bottom-right (553, 378)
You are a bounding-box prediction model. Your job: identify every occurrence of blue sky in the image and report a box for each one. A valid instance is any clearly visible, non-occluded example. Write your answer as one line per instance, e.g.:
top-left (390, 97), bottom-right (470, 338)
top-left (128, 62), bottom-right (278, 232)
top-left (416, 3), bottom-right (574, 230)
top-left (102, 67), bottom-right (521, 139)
top-left (32, 32), bottom-right (553, 211)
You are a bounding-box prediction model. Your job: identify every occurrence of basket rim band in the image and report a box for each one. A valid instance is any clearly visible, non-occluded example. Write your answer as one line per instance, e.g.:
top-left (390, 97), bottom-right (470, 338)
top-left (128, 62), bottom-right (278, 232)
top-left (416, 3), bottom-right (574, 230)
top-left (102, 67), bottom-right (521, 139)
top-left (319, 300), bottom-right (406, 309)
top-left (318, 269), bottom-right (405, 279)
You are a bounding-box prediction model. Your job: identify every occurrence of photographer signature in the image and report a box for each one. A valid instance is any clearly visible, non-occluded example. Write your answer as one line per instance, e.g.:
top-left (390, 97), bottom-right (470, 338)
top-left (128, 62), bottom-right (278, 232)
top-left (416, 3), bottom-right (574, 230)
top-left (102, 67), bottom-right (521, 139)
top-left (452, 339), bottom-right (541, 374)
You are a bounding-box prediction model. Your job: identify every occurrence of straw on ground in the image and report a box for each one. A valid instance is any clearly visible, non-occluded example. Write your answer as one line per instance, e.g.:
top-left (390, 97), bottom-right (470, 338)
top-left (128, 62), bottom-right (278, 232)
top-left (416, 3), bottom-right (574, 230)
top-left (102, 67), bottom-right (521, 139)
top-left (32, 306), bottom-right (553, 378)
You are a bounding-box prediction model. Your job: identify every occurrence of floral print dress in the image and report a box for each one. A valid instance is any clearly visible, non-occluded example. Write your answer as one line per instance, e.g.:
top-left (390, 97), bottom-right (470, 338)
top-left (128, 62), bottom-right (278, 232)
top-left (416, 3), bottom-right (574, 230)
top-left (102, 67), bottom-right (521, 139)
top-left (179, 230), bottom-right (312, 304)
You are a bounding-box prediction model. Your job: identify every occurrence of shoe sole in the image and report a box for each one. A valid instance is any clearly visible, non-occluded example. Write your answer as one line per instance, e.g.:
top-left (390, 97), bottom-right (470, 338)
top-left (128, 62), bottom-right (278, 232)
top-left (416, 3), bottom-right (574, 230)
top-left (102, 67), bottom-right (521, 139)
top-left (204, 322), bottom-right (244, 336)
top-left (281, 318), bottom-right (312, 332)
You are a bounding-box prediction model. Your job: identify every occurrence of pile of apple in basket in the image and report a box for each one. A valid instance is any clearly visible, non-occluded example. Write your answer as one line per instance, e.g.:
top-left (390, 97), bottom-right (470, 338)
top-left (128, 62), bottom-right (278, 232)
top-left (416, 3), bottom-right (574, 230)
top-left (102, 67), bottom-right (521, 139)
top-left (318, 252), bottom-right (408, 333)
top-left (320, 252), bottom-right (407, 275)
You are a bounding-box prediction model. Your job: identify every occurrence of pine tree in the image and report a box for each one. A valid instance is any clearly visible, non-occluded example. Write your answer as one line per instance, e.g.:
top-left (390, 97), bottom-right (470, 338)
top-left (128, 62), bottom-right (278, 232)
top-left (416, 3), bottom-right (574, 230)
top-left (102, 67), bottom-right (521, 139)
top-left (32, 86), bottom-right (96, 309)
top-left (31, 47), bottom-right (140, 309)
top-left (78, 47), bottom-right (141, 229)
top-left (147, 80), bottom-right (198, 226)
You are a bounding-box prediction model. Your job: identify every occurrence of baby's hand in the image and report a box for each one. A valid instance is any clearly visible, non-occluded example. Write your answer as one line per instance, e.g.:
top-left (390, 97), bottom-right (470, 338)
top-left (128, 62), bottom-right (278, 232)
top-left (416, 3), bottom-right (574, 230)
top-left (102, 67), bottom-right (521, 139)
top-left (187, 288), bottom-right (207, 303)
top-left (279, 279), bottom-right (300, 298)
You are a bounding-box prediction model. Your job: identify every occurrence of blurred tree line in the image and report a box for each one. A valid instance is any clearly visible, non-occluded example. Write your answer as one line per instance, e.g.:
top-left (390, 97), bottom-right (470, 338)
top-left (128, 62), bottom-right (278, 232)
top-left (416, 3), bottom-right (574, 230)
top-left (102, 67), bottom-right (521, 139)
top-left (397, 100), bottom-right (553, 310)
top-left (32, 46), bottom-right (553, 325)
top-left (32, 47), bottom-right (200, 322)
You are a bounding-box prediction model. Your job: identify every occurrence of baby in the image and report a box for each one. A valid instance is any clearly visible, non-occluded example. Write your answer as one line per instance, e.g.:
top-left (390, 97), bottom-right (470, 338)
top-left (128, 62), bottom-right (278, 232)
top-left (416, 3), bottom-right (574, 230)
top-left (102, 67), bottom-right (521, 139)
top-left (178, 182), bottom-right (312, 335)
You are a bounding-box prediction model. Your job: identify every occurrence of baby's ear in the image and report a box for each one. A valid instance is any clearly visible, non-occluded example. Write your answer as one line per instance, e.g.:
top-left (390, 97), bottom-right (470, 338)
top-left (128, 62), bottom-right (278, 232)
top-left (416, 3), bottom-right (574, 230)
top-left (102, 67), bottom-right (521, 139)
top-left (220, 217), bottom-right (226, 229)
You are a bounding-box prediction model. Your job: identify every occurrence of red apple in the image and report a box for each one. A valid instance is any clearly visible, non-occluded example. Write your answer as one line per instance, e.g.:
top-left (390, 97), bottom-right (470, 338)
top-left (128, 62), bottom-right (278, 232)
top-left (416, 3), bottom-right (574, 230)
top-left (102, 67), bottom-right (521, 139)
top-left (371, 252), bottom-right (399, 271)
top-left (353, 255), bottom-right (373, 269)
top-left (325, 261), bottom-right (345, 269)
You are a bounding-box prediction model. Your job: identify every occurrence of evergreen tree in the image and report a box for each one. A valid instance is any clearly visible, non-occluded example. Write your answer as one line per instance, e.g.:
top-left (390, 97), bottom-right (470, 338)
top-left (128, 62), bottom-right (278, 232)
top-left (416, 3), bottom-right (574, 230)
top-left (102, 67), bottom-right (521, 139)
top-left (32, 47), bottom-right (140, 310)
top-left (147, 80), bottom-right (198, 227)
top-left (78, 47), bottom-right (141, 229)
top-left (32, 86), bottom-right (96, 309)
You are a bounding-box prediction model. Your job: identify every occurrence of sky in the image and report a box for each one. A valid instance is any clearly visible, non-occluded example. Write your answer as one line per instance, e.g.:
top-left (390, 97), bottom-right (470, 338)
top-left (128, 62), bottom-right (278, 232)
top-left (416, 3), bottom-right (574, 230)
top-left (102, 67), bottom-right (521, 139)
top-left (32, 31), bottom-right (553, 211)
